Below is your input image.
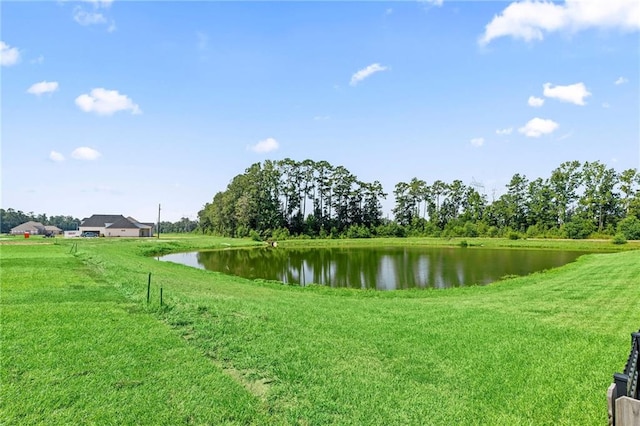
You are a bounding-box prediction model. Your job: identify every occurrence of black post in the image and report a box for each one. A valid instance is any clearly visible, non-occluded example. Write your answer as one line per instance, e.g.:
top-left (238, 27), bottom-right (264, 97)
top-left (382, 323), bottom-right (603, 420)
top-left (160, 287), bottom-right (163, 306)
top-left (614, 373), bottom-right (629, 399)
top-left (147, 273), bottom-right (151, 304)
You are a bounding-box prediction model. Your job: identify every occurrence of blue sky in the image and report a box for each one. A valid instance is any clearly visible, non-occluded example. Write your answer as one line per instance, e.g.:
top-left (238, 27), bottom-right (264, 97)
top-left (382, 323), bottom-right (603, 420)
top-left (2, 0), bottom-right (639, 222)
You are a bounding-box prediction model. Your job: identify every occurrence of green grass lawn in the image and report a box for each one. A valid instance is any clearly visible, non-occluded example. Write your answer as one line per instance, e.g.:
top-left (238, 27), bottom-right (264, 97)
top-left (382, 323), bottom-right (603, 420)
top-left (2, 235), bottom-right (639, 425)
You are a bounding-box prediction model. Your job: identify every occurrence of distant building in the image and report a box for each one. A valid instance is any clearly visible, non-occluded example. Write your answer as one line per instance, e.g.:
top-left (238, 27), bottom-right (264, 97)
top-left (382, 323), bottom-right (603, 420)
top-left (10, 221), bottom-right (46, 235)
top-left (44, 225), bottom-right (63, 235)
top-left (79, 214), bottom-right (154, 237)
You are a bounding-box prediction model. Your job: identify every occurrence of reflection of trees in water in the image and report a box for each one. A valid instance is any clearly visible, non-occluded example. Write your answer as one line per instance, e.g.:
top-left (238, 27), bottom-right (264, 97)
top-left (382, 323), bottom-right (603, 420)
top-left (194, 248), bottom-right (583, 290)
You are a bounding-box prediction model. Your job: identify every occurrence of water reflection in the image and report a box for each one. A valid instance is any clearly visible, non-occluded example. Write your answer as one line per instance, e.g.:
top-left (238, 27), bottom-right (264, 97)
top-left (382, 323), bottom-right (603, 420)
top-left (159, 246), bottom-right (588, 290)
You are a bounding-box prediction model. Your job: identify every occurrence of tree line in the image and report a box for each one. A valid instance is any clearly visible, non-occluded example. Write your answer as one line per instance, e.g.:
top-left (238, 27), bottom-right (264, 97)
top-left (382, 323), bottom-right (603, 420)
top-left (158, 217), bottom-right (199, 234)
top-left (198, 159), bottom-right (386, 239)
top-left (199, 159), bottom-right (640, 240)
top-left (392, 160), bottom-right (640, 240)
top-left (0, 209), bottom-right (82, 233)
top-left (0, 209), bottom-right (198, 235)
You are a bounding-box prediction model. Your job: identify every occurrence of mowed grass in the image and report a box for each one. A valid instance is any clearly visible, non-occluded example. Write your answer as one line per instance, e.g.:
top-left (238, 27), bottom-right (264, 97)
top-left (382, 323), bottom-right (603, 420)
top-left (1, 236), bottom-right (639, 424)
top-left (0, 242), bottom-right (268, 425)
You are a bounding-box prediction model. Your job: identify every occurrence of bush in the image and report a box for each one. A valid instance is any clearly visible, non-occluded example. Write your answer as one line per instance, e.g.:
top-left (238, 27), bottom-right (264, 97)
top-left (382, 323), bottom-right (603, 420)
top-left (508, 232), bottom-right (521, 240)
top-left (463, 221), bottom-right (479, 238)
top-left (563, 217), bottom-right (595, 239)
top-left (526, 224), bottom-right (544, 238)
top-left (330, 227), bottom-right (340, 239)
top-left (617, 216), bottom-right (640, 240)
top-left (270, 227), bottom-right (290, 241)
top-left (249, 230), bottom-right (262, 242)
top-left (375, 222), bottom-right (406, 237)
top-left (487, 226), bottom-right (499, 238)
top-left (612, 233), bottom-right (627, 245)
top-left (345, 224), bottom-right (371, 239)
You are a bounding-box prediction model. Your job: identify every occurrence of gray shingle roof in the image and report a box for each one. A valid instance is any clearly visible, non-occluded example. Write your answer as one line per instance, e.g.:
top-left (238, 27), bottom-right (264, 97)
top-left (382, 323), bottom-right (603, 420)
top-left (10, 221), bottom-right (45, 233)
top-left (107, 217), bottom-right (142, 229)
top-left (81, 215), bottom-right (126, 227)
top-left (80, 214), bottom-right (153, 230)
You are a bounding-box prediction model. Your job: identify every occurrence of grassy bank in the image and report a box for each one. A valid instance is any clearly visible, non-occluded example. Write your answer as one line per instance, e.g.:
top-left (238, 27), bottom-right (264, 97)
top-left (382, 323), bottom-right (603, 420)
top-left (2, 236), bottom-right (639, 424)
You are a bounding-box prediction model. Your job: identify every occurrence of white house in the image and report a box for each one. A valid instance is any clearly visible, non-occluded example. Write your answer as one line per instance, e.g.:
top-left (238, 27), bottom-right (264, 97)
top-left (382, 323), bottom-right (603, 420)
top-left (79, 214), bottom-right (154, 237)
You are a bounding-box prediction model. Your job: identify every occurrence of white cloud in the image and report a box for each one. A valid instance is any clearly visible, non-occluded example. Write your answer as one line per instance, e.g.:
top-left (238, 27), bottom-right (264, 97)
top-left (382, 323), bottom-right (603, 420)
top-left (83, 0), bottom-right (114, 7)
top-left (470, 137), bottom-right (485, 147)
top-left (350, 63), bottom-right (388, 86)
top-left (496, 127), bottom-right (513, 135)
top-left (49, 151), bottom-right (65, 162)
top-left (1, 41), bottom-right (21, 66)
top-left (543, 82), bottom-right (591, 105)
top-left (518, 117), bottom-right (559, 137)
top-left (479, 0), bottom-right (640, 45)
top-left (73, 7), bottom-right (107, 25)
top-left (528, 96), bottom-right (545, 107)
top-left (72, 0), bottom-right (115, 30)
top-left (27, 81), bottom-right (59, 96)
top-left (75, 88), bottom-right (141, 116)
top-left (249, 137), bottom-right (279, 153)
top-left (71, 147), bottom-right (102, 161)
top-left (31, 55), bottom-right (44, 65)
top-left (420, 0), bottom-right (444, 7)
top-left (615, 76), bottom-right (628, 85)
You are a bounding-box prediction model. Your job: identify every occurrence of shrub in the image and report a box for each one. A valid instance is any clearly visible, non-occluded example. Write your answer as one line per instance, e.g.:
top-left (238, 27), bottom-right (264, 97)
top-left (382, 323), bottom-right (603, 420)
top-left (508, 232), bottom-right (521, 240)
top-left (526, 224), bottom-right (544, 238)
top-left (487, 226), bottom-right (499, 238)
top-left (346, 224), bottom-right (371, 239)
top-left (617, 216), bottom-right (640, 240)
top-left (375, 222), bottom-right (406, 237)
top-left (612, 233), bottom-right (627, 245)
top-left (249, 230), bottom-right (262, 242)
top-left (563, 217), bottom-right (595, 239)
top-left (271, 227), bottom-right (290, 241)
top-left (463, 221), bottom-right (479, 238)
top-left (330, 227), bottom-right (340, 239)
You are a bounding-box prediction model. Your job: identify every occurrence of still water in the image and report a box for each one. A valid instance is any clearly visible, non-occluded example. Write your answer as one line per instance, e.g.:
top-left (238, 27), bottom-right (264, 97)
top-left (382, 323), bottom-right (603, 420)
top-left (159, 246), bottom-right (589, 290)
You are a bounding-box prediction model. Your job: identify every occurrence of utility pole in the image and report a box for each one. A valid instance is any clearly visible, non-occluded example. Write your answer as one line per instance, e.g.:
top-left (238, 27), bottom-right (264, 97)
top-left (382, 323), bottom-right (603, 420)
top-left (157, 203), bottom-right (161, 239)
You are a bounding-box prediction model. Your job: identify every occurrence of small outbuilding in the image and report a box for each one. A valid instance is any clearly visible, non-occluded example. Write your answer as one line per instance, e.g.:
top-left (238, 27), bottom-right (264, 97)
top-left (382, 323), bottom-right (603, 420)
top-left (44, 225), bottom-right (63, 235)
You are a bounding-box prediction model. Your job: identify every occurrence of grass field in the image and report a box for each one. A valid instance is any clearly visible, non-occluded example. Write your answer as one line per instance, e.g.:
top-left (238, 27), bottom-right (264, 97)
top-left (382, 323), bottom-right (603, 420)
top-left (1, 235), bottom-right (639, 424)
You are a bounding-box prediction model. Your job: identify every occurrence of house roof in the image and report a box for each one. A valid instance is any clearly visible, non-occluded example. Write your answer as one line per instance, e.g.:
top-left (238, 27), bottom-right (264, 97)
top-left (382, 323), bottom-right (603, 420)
top-left (81, 214), bottom-right (126, 227)
top-left (108, 216), bottom-right (143, 229)
top-left (80, 214), bottom-right (153, 230)
top-left (127, 217), bottom-right (152, 229)
top-left (11, 221), bottom-right (45, 232)
top-left (44, 225), bottom-right (62, 232)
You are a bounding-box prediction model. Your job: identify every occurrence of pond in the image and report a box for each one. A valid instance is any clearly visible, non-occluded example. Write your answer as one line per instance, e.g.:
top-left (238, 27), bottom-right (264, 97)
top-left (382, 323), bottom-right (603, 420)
top-left (158, 246), bottom-right (592, 290)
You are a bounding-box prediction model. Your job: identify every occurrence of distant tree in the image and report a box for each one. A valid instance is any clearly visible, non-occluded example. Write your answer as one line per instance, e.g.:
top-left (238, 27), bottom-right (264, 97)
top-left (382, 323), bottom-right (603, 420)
top-left (1, 208), bottom-right (31, 233)
top-left (579, 161), bottom-right (620, 232)
top-left (526, 178), bottom-right (555, 232)
top-left (1, 209), bottom-right (80, 233)
top-left (549, 160), bottom-right (582, 226)
top-left (619, 168), bottom-right (639, 217)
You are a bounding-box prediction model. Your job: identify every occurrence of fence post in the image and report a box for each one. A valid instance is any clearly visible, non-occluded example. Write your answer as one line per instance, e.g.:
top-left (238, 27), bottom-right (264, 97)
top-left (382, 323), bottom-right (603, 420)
top-left (147, 273), bottom-right (151, 304)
